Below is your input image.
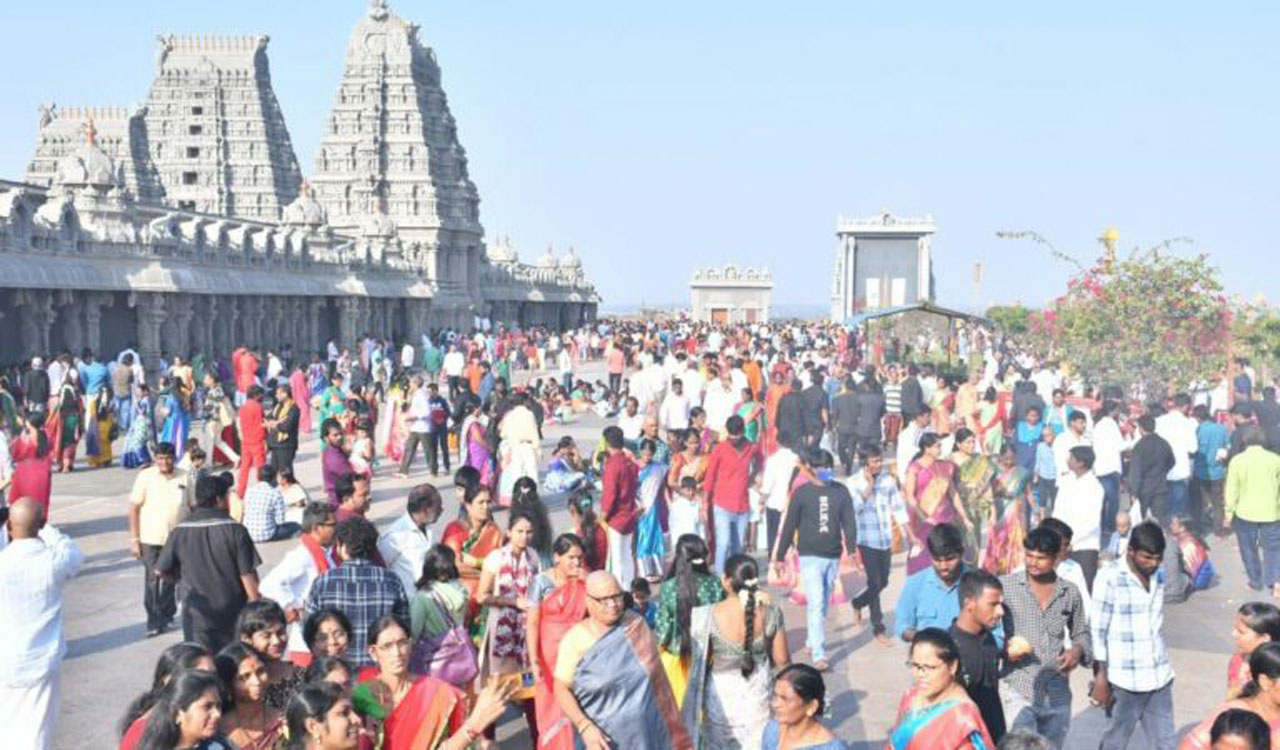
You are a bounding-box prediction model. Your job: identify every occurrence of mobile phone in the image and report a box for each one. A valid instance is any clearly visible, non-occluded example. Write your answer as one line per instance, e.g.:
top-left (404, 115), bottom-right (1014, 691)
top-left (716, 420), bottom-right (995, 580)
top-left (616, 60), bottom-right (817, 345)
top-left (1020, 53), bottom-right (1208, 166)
top-left (520, 671), bottom-right (534, 688)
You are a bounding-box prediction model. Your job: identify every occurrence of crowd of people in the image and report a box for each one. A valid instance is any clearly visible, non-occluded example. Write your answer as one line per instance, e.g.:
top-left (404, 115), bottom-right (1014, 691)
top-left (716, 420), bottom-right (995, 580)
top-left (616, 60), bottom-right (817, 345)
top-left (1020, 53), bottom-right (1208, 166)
top-left (2, 318), bottom-right (1280, 750)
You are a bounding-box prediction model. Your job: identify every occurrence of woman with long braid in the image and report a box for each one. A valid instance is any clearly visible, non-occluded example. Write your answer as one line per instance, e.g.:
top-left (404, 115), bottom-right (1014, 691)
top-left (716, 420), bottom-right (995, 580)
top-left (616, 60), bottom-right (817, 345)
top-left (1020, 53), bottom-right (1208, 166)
top-left (680, 554), bottom-right (790, 750)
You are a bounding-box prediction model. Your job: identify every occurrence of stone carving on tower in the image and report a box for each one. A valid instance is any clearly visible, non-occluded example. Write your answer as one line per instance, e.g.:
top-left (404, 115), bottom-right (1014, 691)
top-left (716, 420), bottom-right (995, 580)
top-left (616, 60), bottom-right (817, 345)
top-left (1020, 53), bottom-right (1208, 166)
top-left (27, 105), bottom-right (166, 204)
top-left (141, 34), bottom-right (303, 221)
top-left (310, 0), bottom-right (484, 304)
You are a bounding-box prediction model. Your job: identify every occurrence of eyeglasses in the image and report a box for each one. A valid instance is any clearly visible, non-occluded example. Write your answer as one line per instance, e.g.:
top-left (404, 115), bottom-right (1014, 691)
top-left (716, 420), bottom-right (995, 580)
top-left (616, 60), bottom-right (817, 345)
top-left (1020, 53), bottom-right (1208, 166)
top-left (588, 592), bottom-right (627, 606)
top-left (315, 521), bottom-right (337, 528)
top-left (906, 661), bottom-right (945, 674)
top-left (375, 638), bottom-right (412, 653)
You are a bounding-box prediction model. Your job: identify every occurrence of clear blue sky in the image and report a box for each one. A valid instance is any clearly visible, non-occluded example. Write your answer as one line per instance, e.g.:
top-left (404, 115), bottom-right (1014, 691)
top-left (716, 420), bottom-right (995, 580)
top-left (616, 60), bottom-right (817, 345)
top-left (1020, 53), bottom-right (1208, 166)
top-left (2, 1), bottom-right (1276, 310)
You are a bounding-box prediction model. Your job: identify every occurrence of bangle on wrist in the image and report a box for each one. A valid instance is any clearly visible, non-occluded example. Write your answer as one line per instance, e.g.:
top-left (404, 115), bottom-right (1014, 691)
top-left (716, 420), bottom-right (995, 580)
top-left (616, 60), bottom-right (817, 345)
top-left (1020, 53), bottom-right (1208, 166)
top-left (462, 723), bottom-right (481, 742)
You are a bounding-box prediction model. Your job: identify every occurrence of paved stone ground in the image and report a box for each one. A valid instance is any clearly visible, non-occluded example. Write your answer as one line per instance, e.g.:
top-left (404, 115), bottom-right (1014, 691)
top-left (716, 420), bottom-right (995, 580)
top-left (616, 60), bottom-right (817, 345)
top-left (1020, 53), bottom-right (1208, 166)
top-left (49, 362), bottom-right (1245, 748)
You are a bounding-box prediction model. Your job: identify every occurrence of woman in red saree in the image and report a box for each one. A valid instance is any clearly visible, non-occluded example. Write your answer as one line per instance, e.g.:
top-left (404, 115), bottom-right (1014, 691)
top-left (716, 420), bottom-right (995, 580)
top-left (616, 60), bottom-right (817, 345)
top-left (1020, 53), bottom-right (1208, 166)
top-left (441, 485), bottom-right (505, 632)
top-left (902, 434), bottom-right (972, 575)
top-left (762, 372), bottom-right (790, 456)
top-left (526, 533), bottom-right (588, 750)
top-left (353, 615), bottom-right (499, 750)
top-left (9, 413), bottom-right (53, 510)
top-left (48, 373), bottom-right (84, 473)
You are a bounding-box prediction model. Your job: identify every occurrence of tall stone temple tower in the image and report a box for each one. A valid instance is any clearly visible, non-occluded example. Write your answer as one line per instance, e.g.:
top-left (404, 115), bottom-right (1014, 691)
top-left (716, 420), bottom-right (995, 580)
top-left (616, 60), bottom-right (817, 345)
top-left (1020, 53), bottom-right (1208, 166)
top-left (311, 0), bottom-right (485, 324)
top-left (141, 34), bottom-right (303, 221)
top-left (26, 106), bottom-right (166, 204)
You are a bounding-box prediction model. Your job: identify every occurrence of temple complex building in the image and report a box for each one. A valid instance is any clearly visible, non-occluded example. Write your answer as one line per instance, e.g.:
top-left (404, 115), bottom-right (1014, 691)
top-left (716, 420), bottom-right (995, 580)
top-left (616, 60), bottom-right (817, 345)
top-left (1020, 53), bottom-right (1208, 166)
top-left (2, 0), bottom-right (597, 371)
top-left (830, 211), bottom-right (933, 322)
top-left (689, 264), bottom-right (773, 324)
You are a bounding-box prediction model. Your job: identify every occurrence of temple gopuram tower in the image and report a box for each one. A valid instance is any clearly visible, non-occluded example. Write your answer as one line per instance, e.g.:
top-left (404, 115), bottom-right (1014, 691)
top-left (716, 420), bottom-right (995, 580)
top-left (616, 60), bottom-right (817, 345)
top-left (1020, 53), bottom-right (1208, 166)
top-left (310, 0), bottom-right (485, 326)
top-left (142, 34), bottom-right (303, 221)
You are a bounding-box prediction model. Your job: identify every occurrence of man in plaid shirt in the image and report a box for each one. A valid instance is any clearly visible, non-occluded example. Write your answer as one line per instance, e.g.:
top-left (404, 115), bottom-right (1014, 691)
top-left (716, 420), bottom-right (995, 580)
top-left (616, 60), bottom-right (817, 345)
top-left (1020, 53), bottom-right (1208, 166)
top-left (847, 445), bottom-right (910, 643)
top-left (1090, 521), bottom-right (1175, 750)
top-left (306, 517), bottom-right (408, 668)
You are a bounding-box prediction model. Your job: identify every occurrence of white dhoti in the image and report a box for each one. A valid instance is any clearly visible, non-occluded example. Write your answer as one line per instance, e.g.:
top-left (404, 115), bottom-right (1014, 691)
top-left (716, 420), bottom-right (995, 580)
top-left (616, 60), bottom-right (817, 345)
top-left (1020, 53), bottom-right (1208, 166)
top-left (0, 669), bottom-right (60, 750)
top-left (606, 526), bottom-right (636, 590)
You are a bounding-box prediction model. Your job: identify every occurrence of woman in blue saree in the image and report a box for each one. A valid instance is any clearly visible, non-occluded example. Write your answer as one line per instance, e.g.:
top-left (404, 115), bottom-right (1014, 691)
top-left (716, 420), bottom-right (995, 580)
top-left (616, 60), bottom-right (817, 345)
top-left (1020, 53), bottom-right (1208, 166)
top-left (634, 439), bottom-right (668, 581)
top-left (122, 384), bottom-right (155, 468)
top-left (156, 377), bottom-right (190, 458)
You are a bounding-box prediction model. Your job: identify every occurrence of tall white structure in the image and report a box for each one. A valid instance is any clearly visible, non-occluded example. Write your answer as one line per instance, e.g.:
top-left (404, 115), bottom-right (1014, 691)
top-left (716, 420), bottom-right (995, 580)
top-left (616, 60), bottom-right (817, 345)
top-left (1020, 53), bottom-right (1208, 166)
top-left (310, 0), bottom-right (483, 319)
top-left (689, 264), bottom-right (773, 324)
top-left (1, 1), bottom-right (598, 370)
top-left (830, 211), bottom-right (934, 322)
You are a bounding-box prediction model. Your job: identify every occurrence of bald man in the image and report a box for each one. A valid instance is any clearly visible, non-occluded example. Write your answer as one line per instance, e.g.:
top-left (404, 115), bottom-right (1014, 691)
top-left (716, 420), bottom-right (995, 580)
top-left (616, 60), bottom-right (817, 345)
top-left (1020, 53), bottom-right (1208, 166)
top-left (553, 572), bottom-right (691, 750)
top-left (0, 498), bottom-right (84, 750)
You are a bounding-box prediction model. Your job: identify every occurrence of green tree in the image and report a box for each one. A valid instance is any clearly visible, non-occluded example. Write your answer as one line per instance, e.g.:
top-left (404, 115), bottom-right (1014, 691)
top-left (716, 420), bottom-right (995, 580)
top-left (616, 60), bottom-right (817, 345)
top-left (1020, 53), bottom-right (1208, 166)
top-left (985, 304), bottom-right (1033, 336)
top-left (1001, 231), bottom-right (1229, 397)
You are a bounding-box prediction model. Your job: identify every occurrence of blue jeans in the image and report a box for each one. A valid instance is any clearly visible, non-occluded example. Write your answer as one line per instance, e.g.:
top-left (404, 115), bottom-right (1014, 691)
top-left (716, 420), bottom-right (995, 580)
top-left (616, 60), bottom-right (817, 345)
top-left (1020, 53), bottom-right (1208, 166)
top-left (1098, 472), bottom-right (1121, 535)
top-left (713, 507), bottom-right (749, 576)
top-left (798, 555), bottom-right (839, 662)
top-left (1099, 682), bottom-right (1176, 750)
top-left (113, 395), bottom-right (133, 433)
top-left (1166, 479), bottom-right (1189, 522)
top-left (1234, 518), bottom-right (1280, 590)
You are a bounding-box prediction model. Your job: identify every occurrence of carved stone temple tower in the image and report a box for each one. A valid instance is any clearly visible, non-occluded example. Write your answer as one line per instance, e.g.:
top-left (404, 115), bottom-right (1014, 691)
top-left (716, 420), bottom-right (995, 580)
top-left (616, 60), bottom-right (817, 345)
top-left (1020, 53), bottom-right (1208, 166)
top-left (141, 34), bottom-right (303, 221)
top-left (310, 0), bottom-right (485, 326)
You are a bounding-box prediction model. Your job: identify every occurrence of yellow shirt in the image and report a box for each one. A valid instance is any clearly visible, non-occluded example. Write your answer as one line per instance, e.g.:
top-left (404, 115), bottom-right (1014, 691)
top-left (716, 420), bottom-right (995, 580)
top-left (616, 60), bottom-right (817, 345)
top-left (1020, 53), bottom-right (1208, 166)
top-left (553, 620), bottom-right (606, 686)
top-left (130, 466), bottom-right (189, 546)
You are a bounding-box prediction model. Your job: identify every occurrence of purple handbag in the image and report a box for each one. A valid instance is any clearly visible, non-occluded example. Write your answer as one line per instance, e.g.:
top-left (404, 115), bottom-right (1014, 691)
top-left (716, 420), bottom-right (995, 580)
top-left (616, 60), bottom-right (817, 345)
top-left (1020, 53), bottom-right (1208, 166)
top-left (409, 590), bottom-right (479, 687)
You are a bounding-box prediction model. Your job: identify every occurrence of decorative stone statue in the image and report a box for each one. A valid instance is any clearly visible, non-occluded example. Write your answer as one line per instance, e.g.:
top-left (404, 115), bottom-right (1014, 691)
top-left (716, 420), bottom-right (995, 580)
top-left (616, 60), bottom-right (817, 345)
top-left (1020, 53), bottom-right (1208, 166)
top-left (369, 0), bottom-right (389, 20)
top-left (155, 34), bottom-right (174, 74)
top-left (38, 102), bottom-right (56, 129)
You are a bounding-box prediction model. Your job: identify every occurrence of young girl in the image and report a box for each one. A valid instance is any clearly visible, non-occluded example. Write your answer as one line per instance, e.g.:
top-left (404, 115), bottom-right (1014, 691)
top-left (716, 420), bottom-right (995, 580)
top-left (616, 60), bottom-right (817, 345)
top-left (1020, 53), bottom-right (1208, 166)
top-left (1229, 602), bottom-right (1280, 697)
top-left (1171, 515), bottom-right (1215, 593)
top-left (668, 476), bottom-right (706, 544)
top-left (349, 419), bottom-right (375, 479)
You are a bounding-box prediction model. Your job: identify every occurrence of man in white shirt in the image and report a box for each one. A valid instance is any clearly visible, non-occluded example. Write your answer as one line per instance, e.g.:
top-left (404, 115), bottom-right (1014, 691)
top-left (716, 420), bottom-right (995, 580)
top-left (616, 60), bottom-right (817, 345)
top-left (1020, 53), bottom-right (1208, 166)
top-left (442, 345), bottom-right (466, 400)
top-left (702, 369), bottom-right (738, 437)
top-left (400, 342), bottom-right (416, 372)
top-left (1052, 445), bottom-right (1104, 593)
top-left (617, 397), bottom-right (646, 442)
top-left (378, 485), bottom-right (443, 597)
top-left (682, 359), bottom-right (706, 406)
top-left (1155, 394), bottom-right (1198, 521)
top-left (1053, 411), bottom-right (1092, 477)
top-left (659, 378), bottom-right (692, 434)
top-left (259, 502), bottom-right (337, 659)
top-left (0, 498), bottom-right (84, 750)
top-left (759, 439), bottom-right (800, 558)
top-left (895, 409), bottom-right (933, 481)
top-left (1093, 401), bottom-right (1131, 541)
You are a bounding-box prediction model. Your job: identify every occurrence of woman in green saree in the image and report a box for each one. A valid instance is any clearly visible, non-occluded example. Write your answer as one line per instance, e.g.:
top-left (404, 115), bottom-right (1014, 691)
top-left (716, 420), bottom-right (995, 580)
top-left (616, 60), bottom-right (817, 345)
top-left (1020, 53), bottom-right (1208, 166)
top-left (949, 428), bottom-right (995, 564)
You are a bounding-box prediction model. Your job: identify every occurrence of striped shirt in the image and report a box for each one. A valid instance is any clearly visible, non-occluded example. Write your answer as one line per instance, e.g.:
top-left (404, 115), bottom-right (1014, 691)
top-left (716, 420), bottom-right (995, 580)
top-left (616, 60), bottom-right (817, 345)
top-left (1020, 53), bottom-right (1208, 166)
top-left (883, 384), bottom-right (903, 416)
top-left (847, 470), bottom-right (909, 551)
top-left (1091, 562), bottom-right (1174, 693)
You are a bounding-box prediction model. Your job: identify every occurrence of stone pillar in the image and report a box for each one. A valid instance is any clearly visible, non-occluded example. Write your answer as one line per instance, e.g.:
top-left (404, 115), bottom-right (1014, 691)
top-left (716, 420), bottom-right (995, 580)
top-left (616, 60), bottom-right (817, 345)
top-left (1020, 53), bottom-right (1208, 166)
top-left (83, 292), bottom-right (113, 356)
top-left (52, 290), bottom-right (84, 355)
top-left (339, 296), bottom-right (359, 351)
top-left (170, 294), bottom-right (195, 358)
top-left (133, 291), bottom-right (168, 379)
top-left (307, 298), bottom-right (325, 353)
top-left (16, 290), bottom-right (53, 356)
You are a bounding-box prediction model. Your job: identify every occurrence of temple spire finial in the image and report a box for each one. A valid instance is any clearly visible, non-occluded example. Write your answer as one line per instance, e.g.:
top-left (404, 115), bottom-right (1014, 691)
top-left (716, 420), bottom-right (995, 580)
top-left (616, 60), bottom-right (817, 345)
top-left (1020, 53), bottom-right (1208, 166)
top-left (369, 0), bottom-right (389, 20)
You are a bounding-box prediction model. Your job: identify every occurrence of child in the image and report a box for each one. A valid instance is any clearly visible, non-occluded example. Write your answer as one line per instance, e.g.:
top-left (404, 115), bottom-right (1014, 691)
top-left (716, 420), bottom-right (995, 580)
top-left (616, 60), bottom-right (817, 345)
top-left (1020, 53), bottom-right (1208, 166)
top-left (1034, 425), bottom-right (1057, 518)
top-left (1171, 515), bottom-right (1215, 593)
top-left (630, 578), bottom-right (657, 627)
top-left (349, 419), bottom-right (375, 479)
top-left (1228, 602), bottom-right (1280, 697)
top-left (668, 476), bottom-right (706, 543)
top-left (1102, 510), bottom-right (1132, 563)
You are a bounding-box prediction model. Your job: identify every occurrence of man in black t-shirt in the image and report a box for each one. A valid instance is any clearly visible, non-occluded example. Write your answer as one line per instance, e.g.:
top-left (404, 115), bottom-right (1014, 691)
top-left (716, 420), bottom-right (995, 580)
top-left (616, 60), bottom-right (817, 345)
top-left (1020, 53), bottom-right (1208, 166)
top-left (156, 472), bottom-right (261, 652)
top-left (949, 569), bottom-right (1007, 742)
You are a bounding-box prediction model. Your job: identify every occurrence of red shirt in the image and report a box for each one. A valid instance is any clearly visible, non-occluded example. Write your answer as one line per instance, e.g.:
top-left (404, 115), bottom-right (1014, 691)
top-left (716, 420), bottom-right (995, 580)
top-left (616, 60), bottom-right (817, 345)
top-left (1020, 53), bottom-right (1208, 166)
top-left (238, 399), bottom-right (266, 452)
top-left (600, 450), bottom-right (638, 534)
top-left (234, 350), bottom-right (259, 393)
top-left (704, 438), bottom-right (760, 514)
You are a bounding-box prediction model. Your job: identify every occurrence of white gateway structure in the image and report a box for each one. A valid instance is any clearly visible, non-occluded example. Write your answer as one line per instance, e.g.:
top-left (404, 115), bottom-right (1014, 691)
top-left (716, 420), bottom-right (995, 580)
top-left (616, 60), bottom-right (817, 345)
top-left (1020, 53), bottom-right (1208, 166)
top-left (3, 1), bottom-right (598, 371)
top-left (829, 212), bottom-right (934, 322)
top-left (689, 264), bottom-right (773, 324)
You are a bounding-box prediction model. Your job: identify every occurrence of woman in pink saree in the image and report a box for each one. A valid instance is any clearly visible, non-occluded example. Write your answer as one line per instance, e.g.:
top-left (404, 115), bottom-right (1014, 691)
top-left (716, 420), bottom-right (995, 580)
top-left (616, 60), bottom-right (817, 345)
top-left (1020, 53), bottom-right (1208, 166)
top-left (902, 434), bottom-right (972, 575)
top-left (289, 366), bottom-right (312, 436)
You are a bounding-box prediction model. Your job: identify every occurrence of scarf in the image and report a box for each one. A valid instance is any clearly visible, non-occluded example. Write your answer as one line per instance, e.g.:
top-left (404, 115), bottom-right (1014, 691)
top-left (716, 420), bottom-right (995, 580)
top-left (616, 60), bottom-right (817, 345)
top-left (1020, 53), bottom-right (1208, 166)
top-left (491, 545), bottom-right (537, 662)
top-left (300, 534), bottom-right (332, 575)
